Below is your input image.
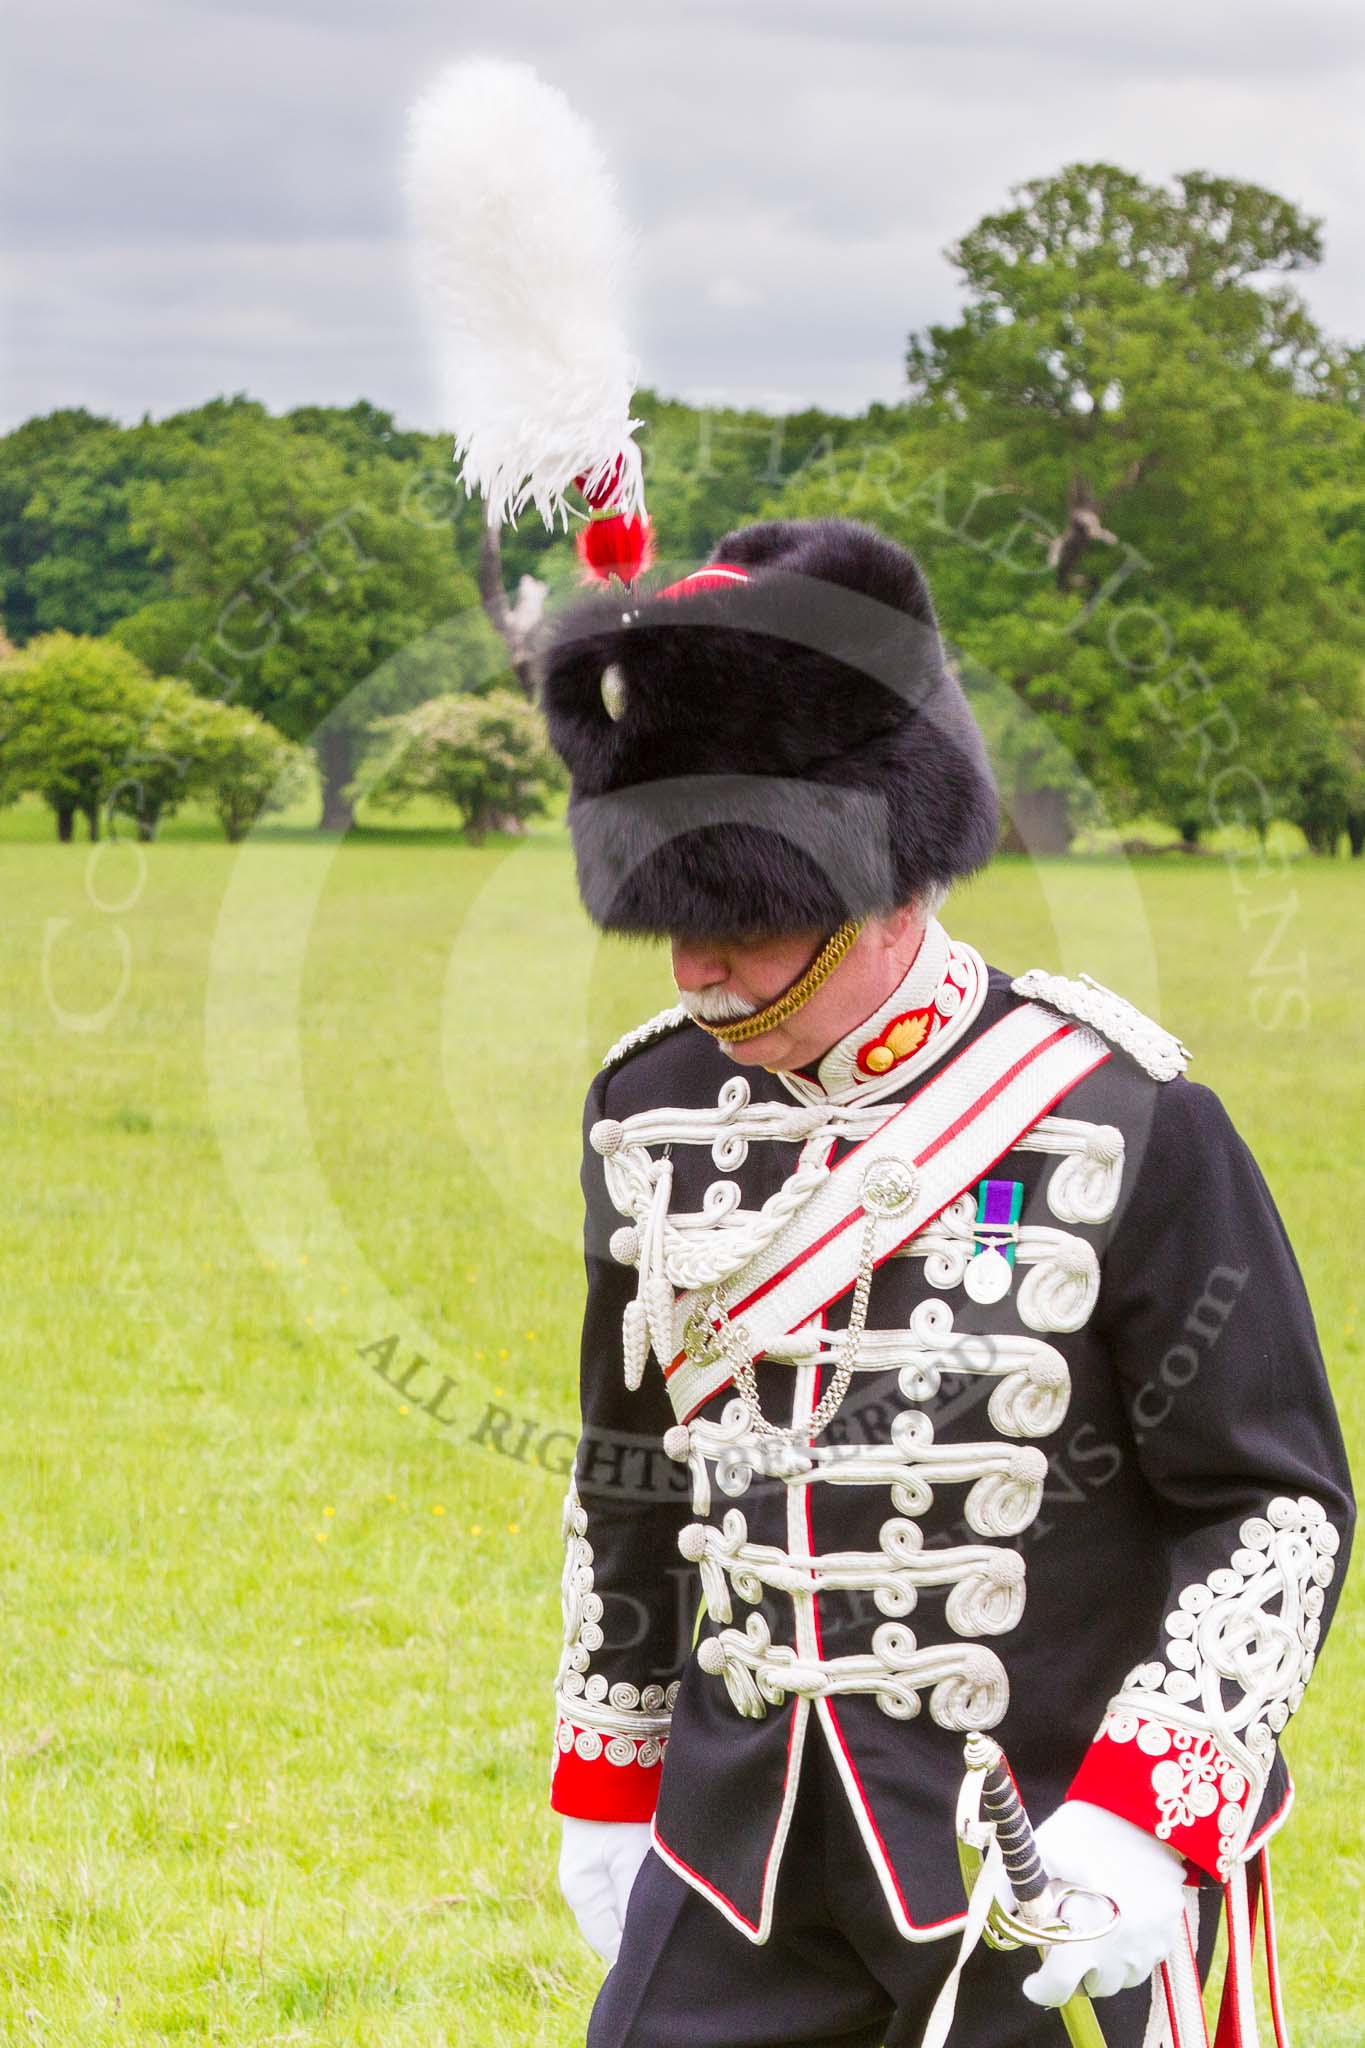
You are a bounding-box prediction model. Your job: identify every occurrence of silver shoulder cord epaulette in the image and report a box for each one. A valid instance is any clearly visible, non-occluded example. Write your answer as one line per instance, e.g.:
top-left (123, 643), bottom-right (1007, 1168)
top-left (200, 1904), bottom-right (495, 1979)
top-left (1010, 968), bottom-right (1190, 1082)
top-left (602, 1003), bottom-right (692, 1071)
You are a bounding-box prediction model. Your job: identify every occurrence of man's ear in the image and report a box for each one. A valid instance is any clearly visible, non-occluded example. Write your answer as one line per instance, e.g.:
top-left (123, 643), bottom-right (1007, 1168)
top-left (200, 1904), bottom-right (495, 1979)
top-left (871, 906), bottom-right (920, 951)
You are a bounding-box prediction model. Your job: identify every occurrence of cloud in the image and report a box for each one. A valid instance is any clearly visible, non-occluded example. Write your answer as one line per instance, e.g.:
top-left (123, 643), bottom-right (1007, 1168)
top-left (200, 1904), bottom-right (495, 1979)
top-left (0, 0), bottom-right (1361, 431)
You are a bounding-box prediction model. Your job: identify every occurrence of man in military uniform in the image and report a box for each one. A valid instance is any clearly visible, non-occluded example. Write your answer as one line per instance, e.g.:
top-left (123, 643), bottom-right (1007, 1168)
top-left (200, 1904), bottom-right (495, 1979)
top-left (540, 517), bottom-right (1354, 2047)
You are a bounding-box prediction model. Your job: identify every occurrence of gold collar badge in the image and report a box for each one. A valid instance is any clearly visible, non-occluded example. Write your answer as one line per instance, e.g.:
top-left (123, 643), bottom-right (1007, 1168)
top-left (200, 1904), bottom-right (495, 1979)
top-left (856, 1007), bottom-right (932, 1077)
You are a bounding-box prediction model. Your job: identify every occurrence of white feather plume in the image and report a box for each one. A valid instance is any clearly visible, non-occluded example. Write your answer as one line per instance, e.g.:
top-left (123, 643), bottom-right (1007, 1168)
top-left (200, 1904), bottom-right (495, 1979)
top-left (403, 58), bottom-right (645, 532)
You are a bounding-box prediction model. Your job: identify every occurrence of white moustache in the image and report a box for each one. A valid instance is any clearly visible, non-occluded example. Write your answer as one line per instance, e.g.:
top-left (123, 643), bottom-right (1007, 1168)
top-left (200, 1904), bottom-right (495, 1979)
top-left (676, 986), bottom-right (760, 1026)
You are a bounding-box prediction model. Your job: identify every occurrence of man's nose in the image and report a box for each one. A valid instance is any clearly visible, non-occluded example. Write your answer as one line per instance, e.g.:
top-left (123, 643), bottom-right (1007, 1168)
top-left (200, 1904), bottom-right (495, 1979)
top-left (671, 939), bottom-right (728, 991)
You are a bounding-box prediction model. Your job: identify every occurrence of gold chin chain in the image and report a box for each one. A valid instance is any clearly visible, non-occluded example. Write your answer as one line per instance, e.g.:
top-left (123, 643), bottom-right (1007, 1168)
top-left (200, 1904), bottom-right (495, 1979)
top-left (688, 918), bottom-right (865, 1046)
top-left (682, 1156), bottom-right (920, 1444)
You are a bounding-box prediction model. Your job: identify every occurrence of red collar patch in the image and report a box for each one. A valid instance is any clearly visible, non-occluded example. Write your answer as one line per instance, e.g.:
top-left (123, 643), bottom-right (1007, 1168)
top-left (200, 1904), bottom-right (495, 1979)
top-left (855, 1006), bottom-right (934, 1078)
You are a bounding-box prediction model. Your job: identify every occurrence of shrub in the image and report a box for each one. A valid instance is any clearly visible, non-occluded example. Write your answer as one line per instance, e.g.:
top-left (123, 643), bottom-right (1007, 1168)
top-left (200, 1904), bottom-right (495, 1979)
top-left (360, 689), bottom-right (563, 839)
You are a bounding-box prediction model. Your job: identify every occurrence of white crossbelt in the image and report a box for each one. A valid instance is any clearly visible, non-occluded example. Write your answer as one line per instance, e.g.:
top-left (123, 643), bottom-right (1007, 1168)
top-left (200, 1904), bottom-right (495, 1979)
top-left (664, 1002), bottom-right (1109, 1423)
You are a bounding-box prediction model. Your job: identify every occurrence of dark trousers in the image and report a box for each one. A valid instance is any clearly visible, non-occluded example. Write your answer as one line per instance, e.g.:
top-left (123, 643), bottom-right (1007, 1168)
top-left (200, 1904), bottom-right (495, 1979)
top-left (588, 1732), bottom-right (1215, 2047)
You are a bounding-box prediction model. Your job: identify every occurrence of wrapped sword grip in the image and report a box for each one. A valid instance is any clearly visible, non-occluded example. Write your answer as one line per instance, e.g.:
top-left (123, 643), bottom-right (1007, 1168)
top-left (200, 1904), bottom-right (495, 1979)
top-left (979, 1756), bottom-right (1049, 1907)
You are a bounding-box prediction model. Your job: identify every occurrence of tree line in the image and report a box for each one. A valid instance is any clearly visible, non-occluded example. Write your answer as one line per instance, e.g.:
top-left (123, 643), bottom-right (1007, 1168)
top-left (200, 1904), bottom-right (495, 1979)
top-left (1, 161), bottom-right (1362, 853)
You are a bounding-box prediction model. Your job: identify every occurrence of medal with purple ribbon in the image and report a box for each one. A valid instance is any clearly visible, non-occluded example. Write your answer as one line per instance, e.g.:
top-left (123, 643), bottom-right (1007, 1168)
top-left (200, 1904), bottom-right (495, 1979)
top-left (963, 1177), bottom-right (1022, 1304)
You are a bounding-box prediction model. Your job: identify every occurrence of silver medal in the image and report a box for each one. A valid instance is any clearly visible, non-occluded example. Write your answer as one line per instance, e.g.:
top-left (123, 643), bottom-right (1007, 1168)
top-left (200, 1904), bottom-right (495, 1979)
top-left (963, 1246), bottom-right (1013, 1305)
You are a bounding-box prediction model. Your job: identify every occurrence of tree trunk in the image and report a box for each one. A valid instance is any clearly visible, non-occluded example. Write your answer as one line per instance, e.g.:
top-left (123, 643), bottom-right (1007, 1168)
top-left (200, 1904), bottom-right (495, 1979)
top-left (1001, 783), bottom-right (1073, 855)
top-left (1050, 482), bottom-right (1117, 591)
top-left (478, 527), bottom-right (547, 696)
top-left (1048, 460), bottom-right (1151, 592)
top-left (55, 803), bottom-right (75, 842)
top-left (84, 801), bottom-right (100, 842)
top-left (317, 728), bottom-right (355, 833)
top-left (1177, 817), bottom-right (1201, 850)
top-left (1346, 812), bottom-right (1365, 858)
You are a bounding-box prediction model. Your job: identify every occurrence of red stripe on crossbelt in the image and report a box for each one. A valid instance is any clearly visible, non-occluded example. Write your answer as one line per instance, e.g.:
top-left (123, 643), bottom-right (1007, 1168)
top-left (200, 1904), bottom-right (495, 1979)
top-left (665, 1020), bottom-right (1078, 1376)
top-left (915, 1024), bottom-right (1074, 1166)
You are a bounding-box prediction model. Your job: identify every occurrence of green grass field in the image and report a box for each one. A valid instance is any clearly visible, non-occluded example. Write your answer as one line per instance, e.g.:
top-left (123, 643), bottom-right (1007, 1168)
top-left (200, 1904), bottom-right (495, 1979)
top-left (2, 798), bottom-right (1361, 2046)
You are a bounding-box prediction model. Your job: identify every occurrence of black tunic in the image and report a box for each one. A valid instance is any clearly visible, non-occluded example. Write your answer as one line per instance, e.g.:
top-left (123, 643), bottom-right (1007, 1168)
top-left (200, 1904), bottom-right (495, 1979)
top-left (550, 948), bottom-right (1354, 1952)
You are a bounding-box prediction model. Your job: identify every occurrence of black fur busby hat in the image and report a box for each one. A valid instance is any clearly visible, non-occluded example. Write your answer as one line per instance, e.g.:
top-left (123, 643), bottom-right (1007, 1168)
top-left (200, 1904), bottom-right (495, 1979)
top-left (540, 517), bottom-right (999, 941)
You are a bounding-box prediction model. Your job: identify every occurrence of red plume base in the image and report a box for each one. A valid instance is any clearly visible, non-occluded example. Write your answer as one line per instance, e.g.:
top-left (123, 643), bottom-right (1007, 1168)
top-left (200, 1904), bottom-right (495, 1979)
top-left (576, 509), bottom-right (654, 587)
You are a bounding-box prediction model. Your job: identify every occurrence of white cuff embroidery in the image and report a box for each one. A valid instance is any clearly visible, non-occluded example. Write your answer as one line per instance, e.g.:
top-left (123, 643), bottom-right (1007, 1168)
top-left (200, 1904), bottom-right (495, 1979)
top-left (1102, 1494), bottom-right (1339, 1870)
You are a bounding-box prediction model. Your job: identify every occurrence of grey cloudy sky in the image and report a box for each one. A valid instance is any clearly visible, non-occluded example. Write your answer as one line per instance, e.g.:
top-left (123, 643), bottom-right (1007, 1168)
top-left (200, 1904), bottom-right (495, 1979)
top-left (2, 0), bottom-right (1362, 434)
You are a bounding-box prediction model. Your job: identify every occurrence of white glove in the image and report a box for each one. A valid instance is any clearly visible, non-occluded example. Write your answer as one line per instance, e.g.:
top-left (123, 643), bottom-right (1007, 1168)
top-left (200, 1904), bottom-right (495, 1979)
top-left (1011, 1800), bottom-right (1188, 2007)
top-left (558, 1816), bottom-right (653, 1964)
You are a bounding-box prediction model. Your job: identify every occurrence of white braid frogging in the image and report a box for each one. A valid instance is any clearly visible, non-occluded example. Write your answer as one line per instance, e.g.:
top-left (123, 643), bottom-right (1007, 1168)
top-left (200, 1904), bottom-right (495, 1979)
top-left (696, 1608), bottom-right (1009, 1730)
top-left (679, 1506), bottom-right (1027, 1635)
top-left (761, 1302), bottom-right (1073, 1441)
top-left (555, 1479), bottom-right (681, 1749)
top-left (665, 1401), bottom-right (1050, 1540)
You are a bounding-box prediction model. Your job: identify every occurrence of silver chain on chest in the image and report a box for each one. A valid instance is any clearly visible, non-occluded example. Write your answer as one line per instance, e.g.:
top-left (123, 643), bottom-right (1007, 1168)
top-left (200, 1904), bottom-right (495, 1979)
top-left (684, 1154), bottom-right (921, 1444)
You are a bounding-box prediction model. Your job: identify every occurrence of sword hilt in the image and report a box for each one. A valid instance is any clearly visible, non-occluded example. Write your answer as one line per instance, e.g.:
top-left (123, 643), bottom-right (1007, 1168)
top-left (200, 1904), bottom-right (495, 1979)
top-left (957, 1733), bottom-right (1119, 2048)
top-left (963, 1731), bottom-right (1050, 1921)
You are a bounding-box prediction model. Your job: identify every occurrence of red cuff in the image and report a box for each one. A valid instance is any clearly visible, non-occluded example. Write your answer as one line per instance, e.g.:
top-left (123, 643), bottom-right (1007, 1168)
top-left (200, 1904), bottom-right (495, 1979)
top-left (1068, 1705), bottom-right (1254, 1880)
top-left (549, 1715), bottom-right (667, 1823)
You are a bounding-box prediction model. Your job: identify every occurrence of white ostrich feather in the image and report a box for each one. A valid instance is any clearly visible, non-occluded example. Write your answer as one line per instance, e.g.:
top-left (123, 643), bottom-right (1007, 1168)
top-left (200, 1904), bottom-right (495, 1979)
top-left (403, 58), bottom-right (645, 532)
